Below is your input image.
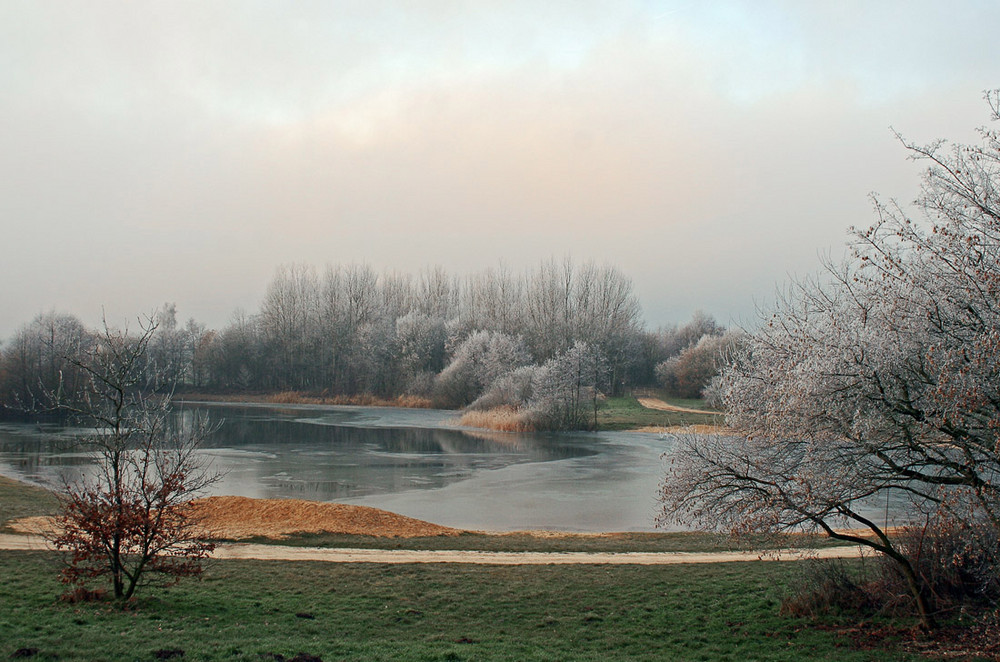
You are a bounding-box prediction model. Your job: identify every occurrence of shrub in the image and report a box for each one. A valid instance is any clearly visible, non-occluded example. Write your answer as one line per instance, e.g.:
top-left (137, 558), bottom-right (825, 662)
top-left (875, 517), bottom-right (1000, 614)
top-left (782, 516), bottom-right (1000, 625)
top-left (655, 331), bottom-right (743, 399)
top-left (433, 331), bottom-right (531, 408)
top-left (780, 559), bottom-right (877, 619)
top-left (467, 365), bottom-right (537, 411)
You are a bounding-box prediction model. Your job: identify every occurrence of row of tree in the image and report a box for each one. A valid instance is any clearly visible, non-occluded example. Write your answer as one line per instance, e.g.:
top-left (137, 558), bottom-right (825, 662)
top-left (0, 259), bottom-right (732, 428)
top-left (222, 259), bottom-right (645, 399)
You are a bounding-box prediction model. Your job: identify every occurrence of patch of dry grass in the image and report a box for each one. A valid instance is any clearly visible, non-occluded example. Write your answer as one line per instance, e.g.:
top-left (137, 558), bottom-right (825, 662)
top-left (9, 495), bottom-right (462, 540)
top-left (190, 496), bottom-right (460, 539)
top-left (11, 496), bottom-right (461, 540)
top-left (458, 406), bottom-right (536, 432)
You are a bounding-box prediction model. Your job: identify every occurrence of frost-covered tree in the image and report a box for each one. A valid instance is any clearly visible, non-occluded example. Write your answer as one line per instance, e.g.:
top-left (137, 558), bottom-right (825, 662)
top-left (461, 264), bottom-right (524, 336)
top-left (468, 365), bottom-right (538, 412)
top-left (434, 331), bottom-right (531, 407)
top-left (655, 311), bottom-right (724, 360)
top-left (659, 93), bottom-right (1000, 630)
top-left (0, 254), bottom-right (662, 407)
top-left (529, 341), bottom-right (606, 430)
top-left (259, 263), bottom-right (321, 390)
top-left (417, 265), bottom-right (460, 319)
top-left (396, 311), bottom-right (447, 394)
top-left (655, 330), bottom-right (743, 399)
top-left (0, 312), bottom-right (89, 412)
top-left (347, 320), bottom-right (400, 396)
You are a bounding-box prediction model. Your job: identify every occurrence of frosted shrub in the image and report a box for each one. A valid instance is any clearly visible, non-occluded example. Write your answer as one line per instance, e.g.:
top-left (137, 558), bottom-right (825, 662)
top-left (433, 331), bottom-right (531, 408)
top-left (468, 365), bottom-right (537, 411)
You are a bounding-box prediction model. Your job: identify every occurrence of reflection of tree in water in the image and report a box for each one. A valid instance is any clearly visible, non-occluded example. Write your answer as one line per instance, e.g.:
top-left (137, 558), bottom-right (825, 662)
top-left (0, 428), bottom-right (99, 487)
top-left (193, 406), bottom-right (599, 502)
top-left (0, 406), bottom-right (600, 503)
top-left (200, 408), bottom-right (594, 463)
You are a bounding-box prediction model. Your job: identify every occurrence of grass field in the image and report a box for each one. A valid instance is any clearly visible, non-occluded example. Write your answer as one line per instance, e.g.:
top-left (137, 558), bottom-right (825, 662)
top-left (596, 396), bottom-right (722, 431)
top-left (0, 475), bottom-right (947, 660)
top-left (0, 551), bottom-right (922, 662)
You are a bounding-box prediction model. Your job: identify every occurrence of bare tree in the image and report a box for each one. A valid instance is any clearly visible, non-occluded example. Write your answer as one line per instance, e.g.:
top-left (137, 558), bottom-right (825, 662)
top-left (260, 263), bottom-right (321, 390)
top-left (0, 312), bottom-right (89, 412)
top-left (49, 316), bottom-right (219, 601)
top-left (202, 309), bottom-right (262, 391)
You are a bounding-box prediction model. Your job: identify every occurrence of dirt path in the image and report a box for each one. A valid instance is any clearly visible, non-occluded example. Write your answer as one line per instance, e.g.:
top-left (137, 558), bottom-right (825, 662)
top-left (0, 533), bottom-right (863, 565)
top-left (3, 492), bottom-right (864, 565)
top-left (635, 396), bottom-right (716, 415)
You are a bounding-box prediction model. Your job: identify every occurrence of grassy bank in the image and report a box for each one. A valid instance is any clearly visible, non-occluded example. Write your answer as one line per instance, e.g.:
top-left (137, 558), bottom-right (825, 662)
top-left (242, 530), bottom-right (855, 553)
top-left (596, 396), bottom-right (722, 431)
top-left (0, 551), bottom-right (919, 662)
top-left (457, 395), bottom-right (723, 433)
top-left (0, 476), bottom-right (841, 554)
top-left (0, 474), bottom-right (59, 532)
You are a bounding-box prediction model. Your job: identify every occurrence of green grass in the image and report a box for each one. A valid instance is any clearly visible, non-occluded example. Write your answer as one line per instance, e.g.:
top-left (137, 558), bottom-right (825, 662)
top-left (597, 396), bottom-right (722, 431)
top-left (0, 551), bottom-right (920, 662)
top-left (0, 474), bottom-right (60, 531)
top-left (232, 531), bottom-right (731, 553)
top-left (235, 531), bottom-right (853, 554)
top-left (655, 395), bottom-right (716, 411)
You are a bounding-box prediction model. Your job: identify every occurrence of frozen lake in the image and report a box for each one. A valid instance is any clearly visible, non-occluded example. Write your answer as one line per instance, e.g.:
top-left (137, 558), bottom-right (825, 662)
top-left (0, 402), bottom-right (676, 532)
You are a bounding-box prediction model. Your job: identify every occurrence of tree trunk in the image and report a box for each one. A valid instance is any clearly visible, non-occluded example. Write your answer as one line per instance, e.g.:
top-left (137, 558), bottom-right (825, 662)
top-left (896, 554), bottom-right (937, 631)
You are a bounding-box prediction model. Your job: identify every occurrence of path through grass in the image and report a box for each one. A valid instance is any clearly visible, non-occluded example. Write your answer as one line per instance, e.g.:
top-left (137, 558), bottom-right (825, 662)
top-left (597, 396), bottom-right (722, 431)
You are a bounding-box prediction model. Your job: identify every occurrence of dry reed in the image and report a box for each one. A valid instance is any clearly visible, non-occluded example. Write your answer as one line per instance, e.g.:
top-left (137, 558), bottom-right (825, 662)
top-left (458, 406), bottom-right (537, 432)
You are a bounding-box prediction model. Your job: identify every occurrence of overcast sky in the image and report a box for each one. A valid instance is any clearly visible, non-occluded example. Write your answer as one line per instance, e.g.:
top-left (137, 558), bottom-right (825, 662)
top-left (2, 1), bottom-right (999, 340)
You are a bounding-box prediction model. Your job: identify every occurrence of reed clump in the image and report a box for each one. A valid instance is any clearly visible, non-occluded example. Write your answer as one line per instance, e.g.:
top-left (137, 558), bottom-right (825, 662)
top-left (458, 406), bottom-right (537, 432)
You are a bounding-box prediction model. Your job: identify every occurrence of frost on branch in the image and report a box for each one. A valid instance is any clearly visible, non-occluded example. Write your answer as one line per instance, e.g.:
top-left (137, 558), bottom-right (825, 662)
top-left (658, 92), bottom-right (1000, 630)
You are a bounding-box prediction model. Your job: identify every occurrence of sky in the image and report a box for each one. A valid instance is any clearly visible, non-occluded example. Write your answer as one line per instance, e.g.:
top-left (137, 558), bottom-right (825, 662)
top-left (2, 0), bottom-right (999, 341)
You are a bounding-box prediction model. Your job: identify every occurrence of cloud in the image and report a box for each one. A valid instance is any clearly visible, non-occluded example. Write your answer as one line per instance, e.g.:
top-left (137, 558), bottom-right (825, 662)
top-left (0, 1), bottom-right (998, 337)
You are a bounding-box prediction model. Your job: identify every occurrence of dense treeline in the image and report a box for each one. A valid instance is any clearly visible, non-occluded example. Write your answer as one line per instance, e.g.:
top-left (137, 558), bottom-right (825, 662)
top-left (0, 258), bottom-right (732, 429)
